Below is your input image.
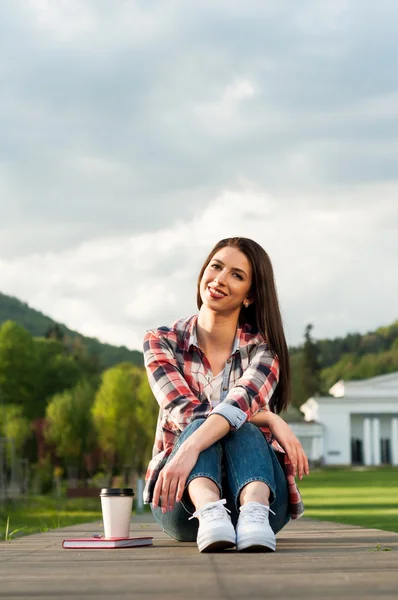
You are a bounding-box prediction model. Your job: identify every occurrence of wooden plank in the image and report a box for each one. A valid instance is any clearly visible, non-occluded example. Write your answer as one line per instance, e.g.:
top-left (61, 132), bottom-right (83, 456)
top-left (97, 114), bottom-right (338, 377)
top-left (1, 516), bottom-right (397, 600)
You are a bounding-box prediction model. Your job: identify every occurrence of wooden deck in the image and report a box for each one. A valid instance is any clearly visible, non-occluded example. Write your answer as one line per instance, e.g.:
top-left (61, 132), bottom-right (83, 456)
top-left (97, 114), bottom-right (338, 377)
top-left (1, 514), bottom-right (397, 599)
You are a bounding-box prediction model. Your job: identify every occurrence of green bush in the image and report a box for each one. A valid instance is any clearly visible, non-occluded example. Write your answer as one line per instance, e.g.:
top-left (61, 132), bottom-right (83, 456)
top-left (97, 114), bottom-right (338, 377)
top-left (31, 459), bottom-right (53, 495)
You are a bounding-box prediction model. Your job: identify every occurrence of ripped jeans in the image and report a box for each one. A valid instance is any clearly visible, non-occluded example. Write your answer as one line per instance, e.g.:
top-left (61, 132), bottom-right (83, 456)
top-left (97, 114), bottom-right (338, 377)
top-left (151, 418), bottom-right (290, 542)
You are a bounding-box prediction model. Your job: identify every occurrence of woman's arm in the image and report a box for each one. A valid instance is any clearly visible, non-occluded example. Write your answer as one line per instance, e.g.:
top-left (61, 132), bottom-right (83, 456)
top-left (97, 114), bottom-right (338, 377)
top-left (154, 408), bottom-right (310, 512)
top-left (250, 411), bottom-right (309, 480)
top-left (152, 414), bottom-right (230, 512)
top-left (248, 410), bottom-right (269, 426)
top-left (210, 343), bottom-right (279, 427)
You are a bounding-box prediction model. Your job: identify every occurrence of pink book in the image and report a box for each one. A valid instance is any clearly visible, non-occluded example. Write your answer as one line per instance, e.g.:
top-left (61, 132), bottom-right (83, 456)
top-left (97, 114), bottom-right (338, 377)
top-left (62, 536), bottom-right (153, 549)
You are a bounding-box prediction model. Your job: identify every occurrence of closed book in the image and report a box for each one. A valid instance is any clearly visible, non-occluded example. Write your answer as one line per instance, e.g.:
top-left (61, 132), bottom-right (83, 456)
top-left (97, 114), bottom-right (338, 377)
top-left (62, 536), bottom-right (153, 549)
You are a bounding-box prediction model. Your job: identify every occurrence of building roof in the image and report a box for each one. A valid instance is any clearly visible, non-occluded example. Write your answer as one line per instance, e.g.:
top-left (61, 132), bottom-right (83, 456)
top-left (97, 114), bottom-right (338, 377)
top-left (329, 372), bottom-right (398, 398)
top-left (300, 372), bottom-right (398, 421)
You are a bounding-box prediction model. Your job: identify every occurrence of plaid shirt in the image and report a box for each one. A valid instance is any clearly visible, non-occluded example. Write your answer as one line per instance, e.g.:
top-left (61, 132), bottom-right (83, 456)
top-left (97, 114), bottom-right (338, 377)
top-left (143, 314), bottom-right (304, 519)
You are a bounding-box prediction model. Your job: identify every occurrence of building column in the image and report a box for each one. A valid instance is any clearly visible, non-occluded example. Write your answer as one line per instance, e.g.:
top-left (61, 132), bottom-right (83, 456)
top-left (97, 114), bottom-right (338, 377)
top-left (391, 418), bottom-right (398, 466)
top-left (312, 436), bottom-right (320, 461)
top-left (372, 417), bottom-right (381, 466)
top-left (318, 433), bottom-right (324, 463)
top-left (363, 418), bottom-right (372, 466)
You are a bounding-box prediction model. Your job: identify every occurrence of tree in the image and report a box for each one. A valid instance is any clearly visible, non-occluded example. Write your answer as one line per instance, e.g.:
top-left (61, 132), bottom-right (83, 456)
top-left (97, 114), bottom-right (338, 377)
top-left (289, 351), bottom-right (308, 409)
top-left (302, 324), bottom-right (321, 398)
top-left (0, 321), bottom-right (38, 408)
top-left (32, 338), bottom-right (84, 419)
top-left (321, 346), bottom-right (398, 390)
top-left (134, 376), bottom-right (159, 474)
top-left (92, 364), bottom-right (151, 476)
top-left (0, 404), bottom-right (31, 464)
top-left (45, 324), bottom-right (64, 341)
top-left (45, 379), bottom-right (97, 471)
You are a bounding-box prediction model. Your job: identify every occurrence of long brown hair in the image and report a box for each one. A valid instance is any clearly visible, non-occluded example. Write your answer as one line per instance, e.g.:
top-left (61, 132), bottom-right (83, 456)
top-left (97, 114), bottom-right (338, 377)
top-left (196, 237), bottom-right (290, 413)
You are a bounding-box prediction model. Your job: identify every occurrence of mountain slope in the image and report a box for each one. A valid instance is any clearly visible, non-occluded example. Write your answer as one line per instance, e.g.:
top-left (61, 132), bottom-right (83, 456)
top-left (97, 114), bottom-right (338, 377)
top-left (0, 291), bottom-right (143, 369)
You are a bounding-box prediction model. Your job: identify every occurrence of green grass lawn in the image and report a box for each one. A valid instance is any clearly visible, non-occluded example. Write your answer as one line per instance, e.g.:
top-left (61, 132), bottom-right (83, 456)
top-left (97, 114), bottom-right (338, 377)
top-left (1, 467), bottom-right (397, 540)
top-left (299, 466), bottom-right (398, 532)
top-left (0, 496), bottom-right (103, 540)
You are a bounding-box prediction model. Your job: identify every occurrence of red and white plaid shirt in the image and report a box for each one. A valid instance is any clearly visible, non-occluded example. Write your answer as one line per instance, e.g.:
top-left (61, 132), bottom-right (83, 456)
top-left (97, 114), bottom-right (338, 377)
top-left (143, 314), bottom-right (304, 519)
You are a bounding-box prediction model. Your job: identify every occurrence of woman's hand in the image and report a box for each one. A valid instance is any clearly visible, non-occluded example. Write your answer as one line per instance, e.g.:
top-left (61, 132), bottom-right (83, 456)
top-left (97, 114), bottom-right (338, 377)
top-left (264, 413), bottom-right (310, 480)
top-left (152, 443), bottom-right (199, 513)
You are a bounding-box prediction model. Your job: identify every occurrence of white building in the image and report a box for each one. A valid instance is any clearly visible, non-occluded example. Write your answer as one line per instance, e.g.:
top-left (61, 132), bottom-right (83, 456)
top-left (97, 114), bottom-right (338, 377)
top-left (300, 372), bottom-right (398, 466)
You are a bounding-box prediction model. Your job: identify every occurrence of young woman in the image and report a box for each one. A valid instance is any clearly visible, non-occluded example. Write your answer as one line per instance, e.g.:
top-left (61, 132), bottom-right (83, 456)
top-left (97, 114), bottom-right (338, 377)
top-left (143, 237), bottom-right (309, 552)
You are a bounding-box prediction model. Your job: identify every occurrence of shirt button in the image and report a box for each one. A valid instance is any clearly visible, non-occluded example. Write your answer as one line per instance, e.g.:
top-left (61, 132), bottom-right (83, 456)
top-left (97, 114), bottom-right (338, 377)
top-left (223, 387), bottom-right (227, 391)
top-left (227, 359), bottom-right (231, 364)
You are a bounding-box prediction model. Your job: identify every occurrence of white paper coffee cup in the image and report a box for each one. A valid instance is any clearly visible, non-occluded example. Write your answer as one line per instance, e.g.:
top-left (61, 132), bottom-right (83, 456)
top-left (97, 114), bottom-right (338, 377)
top-left (100, 488), bottom-right (134, 539)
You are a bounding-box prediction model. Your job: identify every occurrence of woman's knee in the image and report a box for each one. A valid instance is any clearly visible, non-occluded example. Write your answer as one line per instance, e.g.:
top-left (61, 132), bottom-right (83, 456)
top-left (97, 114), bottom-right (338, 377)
top-left (232, 421), bottom-right (265, 441)
top-left (240, 421), bottom-right (260, 434)
top-left (224, 421), bottom-right (271, 456)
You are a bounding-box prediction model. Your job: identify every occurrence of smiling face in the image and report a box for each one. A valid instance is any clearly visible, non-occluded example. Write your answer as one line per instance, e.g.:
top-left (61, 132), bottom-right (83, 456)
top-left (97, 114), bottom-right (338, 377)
top-left (199, 246), bottom-right (253, 315)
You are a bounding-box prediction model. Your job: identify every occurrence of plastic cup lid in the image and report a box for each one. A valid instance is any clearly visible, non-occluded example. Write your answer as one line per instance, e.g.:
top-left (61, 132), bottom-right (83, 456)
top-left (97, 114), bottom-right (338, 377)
top-left (99, 488), bottom-right (134, 497)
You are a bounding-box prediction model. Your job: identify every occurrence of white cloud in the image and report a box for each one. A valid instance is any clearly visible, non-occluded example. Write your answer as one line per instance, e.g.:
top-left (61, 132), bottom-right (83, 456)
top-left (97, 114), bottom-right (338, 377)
top-left (1, 1), bottom-right (398, 351)
top-left (27, 0), bottom-right (96, 39)
top-left (26, 0), bottom-right (171, 43)
top-left (194, 78), bottom-right (255, 131)
top-left (1, 182), bottom-right (397, 349)
top-left (354, 91), bottom-right (398, 119)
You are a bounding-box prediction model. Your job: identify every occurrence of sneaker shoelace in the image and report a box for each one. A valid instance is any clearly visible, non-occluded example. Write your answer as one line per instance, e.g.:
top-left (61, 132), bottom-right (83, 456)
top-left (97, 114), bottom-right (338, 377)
top-left (239, 502), bottom-right (276, 524)
top-left (189, 499), bottom-right (231, 523)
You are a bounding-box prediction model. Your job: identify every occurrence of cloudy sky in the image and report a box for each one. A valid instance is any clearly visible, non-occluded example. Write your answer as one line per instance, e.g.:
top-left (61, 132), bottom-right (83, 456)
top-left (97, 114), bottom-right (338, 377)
top-left (1, 0), bottom-right (397, 351)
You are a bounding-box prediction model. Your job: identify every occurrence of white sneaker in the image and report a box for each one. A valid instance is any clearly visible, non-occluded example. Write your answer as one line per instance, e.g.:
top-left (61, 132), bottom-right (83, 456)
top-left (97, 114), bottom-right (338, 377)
top-left (189, 499), bottom-right (236, 552)
top-left (236, 502), bottom-right (276, 552)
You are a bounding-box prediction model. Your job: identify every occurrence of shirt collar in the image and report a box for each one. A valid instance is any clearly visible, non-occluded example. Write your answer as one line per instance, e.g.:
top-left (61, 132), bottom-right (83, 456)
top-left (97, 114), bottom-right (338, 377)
top-left (183, 314), bottom-right (264, 353)
top-left (185, 314), bottom-right (199, 352)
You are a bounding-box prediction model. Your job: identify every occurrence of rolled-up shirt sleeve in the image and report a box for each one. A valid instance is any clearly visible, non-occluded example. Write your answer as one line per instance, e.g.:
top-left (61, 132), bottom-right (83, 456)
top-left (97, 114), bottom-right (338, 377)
top-left (211, 403), bottom-right (247, 429)
top-left (211, 343), bottom-right (279, 429)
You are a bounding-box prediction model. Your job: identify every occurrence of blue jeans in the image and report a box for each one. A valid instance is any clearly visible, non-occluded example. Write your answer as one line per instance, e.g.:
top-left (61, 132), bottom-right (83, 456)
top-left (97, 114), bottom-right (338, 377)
top-left (151, 418), bottom-right (290, 542)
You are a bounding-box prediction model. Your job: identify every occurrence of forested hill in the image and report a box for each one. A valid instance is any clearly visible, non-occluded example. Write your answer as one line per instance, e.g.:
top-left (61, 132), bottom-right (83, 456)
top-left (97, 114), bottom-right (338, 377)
top-left (289, 320), bottom-right (398, 407)
top-left (0, 292), bottom-right (143, 369)
top-left (317, 319), bottom-right (398, 390)
top-left (291, 321), bottom-right (398, 370)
